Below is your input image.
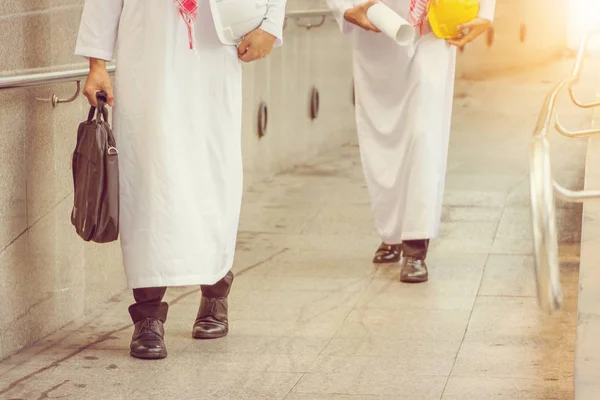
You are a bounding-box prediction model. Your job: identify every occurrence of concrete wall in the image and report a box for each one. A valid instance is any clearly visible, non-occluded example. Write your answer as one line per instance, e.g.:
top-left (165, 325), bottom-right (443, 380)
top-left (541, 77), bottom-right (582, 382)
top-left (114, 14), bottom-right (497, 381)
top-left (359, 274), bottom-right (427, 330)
top-left (0, 1), bottom-right (126, 360)
top-left (0, 0), bottom-right (570, 360)
top-left (241, 0), bottom-right (356, 186)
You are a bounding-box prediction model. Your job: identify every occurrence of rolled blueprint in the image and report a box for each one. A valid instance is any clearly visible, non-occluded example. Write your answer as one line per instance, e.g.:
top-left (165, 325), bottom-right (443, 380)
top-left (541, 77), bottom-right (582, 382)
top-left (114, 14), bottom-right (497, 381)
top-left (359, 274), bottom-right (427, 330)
top-left (366, 2), bottom-right (415, 46)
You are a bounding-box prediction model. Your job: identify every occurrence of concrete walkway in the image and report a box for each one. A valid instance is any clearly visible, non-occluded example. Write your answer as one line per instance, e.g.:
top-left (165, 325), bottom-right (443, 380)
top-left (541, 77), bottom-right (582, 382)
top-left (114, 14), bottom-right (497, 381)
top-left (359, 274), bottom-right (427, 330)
top-left (0, 59), bottom-right (594, 400)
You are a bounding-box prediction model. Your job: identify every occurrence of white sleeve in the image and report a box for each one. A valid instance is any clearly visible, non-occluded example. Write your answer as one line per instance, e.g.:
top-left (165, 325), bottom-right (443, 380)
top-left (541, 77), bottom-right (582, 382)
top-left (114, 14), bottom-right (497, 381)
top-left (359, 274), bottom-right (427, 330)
top-left (74, 0), bottom-right (124, 61)
top-left (325, 0), bottom-right (357, 35)
top-left (261, 0), bottom-right (287, 47)
top-left (478, 0), bottom-right (496, 22)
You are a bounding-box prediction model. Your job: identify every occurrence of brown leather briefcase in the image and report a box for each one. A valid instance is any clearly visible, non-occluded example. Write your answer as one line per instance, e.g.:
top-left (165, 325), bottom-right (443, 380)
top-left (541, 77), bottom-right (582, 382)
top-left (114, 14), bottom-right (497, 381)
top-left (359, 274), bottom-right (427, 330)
top-left (71, 91), bottom-right (119, 243)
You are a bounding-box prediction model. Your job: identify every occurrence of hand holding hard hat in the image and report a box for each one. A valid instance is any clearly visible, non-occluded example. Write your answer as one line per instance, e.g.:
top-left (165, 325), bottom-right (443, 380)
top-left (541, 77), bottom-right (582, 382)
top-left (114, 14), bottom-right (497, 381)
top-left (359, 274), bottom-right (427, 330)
top-left (445, 17), bottom-right (491, 47)
top-left (344, 0), bottom-right (491, 47)
top-left (428, 0), bottom-right (477, 38)
top-left (209, 0), bottom-right (278, 63)
top-left (210, 0), bottom-right (269, 45)
top-left (238, 29), bottom-right (277, 62)
top-left (428, 0), bottom-right (492, 47)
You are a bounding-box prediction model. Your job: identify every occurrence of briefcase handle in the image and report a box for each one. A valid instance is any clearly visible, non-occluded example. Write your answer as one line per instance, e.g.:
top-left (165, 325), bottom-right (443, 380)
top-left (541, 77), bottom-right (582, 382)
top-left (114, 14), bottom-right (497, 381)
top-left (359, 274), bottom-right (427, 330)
top-left (86, 91), bottom-right (110, 124)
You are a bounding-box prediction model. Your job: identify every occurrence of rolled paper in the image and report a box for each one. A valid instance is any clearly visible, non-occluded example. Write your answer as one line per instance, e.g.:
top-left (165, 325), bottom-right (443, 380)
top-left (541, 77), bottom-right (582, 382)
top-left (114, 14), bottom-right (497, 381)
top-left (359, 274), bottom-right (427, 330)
top-left (366, 2), bottom-right (416, 46)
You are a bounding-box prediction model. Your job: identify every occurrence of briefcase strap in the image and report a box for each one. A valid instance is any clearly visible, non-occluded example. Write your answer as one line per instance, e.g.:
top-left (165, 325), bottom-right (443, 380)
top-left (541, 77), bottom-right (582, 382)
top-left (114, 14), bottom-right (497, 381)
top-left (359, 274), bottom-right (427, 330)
top-left (86, 91), bottom-right (109, 123)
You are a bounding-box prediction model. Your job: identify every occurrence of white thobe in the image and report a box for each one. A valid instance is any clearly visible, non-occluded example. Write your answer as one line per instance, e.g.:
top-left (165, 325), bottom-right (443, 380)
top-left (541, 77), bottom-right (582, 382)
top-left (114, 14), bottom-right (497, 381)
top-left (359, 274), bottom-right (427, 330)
top-left (327, 0), bottom-right (495, 244)
top-left (75, 0), bottom-right (285, 288)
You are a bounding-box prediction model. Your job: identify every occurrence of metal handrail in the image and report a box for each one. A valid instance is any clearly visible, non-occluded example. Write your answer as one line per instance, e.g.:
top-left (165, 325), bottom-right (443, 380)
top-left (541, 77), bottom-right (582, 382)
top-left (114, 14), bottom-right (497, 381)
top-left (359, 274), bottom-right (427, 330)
top-left (0, 65), bottom-right (116, 91)
top-left (0, 9), bottom-right (333, 94)
top-left (530, 29), bottom-right (600, 314)
top-left (553, 183), bottom-right (600, 203)
top-left (568, 37), bottom-right (600, 109)
top-left (547, 29), bottom-right (600, 191)
top-left (555, 116), bottom-right (600, 138)
top-left (569, 87), bottom-right (600, 109)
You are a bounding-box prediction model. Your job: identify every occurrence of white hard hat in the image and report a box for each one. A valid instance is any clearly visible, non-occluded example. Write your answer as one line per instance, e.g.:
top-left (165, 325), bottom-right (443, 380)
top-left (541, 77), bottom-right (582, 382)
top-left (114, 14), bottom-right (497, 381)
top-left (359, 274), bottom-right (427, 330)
top-left (210, 0), bottom-right (269, 45)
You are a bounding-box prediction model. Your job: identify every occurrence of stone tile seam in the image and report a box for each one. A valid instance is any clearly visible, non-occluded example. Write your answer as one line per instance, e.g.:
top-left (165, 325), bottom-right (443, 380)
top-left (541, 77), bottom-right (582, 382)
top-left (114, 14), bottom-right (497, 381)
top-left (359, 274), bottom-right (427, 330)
top-left (0, 191), bottom-right (72, 255)
top-left (0, 248), bottom-right (291, 396)
top-left (283, 266), bottom-right (381, 397)
top-left (439, 193), bottom-right (509, 399)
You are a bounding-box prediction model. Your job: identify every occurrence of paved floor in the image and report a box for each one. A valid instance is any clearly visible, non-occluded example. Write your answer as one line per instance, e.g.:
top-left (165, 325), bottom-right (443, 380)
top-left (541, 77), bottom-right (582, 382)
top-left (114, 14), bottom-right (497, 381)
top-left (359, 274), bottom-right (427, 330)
top-left (0, 59), bottom-right (594, 400)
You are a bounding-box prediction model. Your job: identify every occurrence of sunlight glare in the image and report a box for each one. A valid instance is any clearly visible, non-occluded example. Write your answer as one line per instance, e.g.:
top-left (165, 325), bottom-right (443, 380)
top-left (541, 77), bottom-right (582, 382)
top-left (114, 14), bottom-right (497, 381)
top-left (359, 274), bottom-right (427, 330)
top-left (567, 0), bottom-right (600, 50)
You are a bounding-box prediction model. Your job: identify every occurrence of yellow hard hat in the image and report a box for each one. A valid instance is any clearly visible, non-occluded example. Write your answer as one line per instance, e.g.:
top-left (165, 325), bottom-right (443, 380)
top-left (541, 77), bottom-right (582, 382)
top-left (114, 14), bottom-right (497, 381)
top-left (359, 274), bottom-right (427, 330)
top-left (428, 0), bottom-right (480, 39)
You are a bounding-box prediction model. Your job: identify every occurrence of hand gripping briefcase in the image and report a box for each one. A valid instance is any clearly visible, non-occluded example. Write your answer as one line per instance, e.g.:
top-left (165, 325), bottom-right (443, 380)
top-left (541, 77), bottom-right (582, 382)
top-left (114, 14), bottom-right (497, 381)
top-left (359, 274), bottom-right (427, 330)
top-left (71, 91), bottom-right (119, 243)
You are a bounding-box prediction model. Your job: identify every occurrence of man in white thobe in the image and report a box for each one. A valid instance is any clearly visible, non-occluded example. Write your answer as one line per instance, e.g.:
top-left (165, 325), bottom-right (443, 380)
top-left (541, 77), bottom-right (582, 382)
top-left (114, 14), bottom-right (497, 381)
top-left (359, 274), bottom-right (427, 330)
top-left (75, 0), bottom-right (286, 359)
top-left (326, 0), bottom-right (495, 283)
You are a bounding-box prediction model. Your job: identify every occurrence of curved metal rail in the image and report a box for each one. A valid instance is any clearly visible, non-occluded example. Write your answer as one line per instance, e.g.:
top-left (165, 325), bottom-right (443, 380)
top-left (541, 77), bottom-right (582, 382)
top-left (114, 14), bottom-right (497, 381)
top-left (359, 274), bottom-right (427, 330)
top-left (568, 35), bottom-right (600, 109)
top-left (569, 86), bottom-right (600, 109)
top-left (530, 29), bottom-right (600, 314)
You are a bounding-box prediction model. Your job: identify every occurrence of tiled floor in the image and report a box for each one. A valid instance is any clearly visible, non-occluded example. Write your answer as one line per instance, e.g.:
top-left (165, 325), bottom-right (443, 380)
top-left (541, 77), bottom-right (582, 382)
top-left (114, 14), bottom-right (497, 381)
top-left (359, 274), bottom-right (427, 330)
top-left (0, 60), bottom-right (593, 399)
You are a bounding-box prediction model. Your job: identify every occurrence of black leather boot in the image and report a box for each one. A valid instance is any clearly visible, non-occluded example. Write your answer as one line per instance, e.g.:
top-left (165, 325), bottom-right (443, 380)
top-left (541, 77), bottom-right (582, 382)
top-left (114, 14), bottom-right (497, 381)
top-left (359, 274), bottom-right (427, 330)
top-left (130, 317), bottom-right (167, 360)
top-left (373, 243), bottom-right (402, 264)
top-left (192, 296), bottom-right (229, 339)
top-left (400, 257), bottom-right (429, 283)
top-left (192, 271), bottom-right (233, 339)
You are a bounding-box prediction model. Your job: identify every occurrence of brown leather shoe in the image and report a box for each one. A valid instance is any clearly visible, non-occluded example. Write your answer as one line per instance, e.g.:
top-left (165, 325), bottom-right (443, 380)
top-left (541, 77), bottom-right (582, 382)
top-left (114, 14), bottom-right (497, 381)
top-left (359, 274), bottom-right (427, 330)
top-left (400, 257), bottom-right (428, 283)
top-left (192, 296), bottom-right (229, 339)
top-left (130, 317), bottom-right (167, 360)
top-left (373, 243), bottom-right (402, 264)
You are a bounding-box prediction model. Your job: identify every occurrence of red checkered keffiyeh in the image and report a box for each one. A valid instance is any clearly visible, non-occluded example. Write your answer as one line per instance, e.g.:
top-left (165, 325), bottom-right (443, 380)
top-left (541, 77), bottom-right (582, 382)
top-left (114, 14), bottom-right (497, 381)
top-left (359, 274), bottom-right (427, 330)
top-left (174, 0), bottom-right (198, 49)
top-left (409, 0), bottom-right (429, 34)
